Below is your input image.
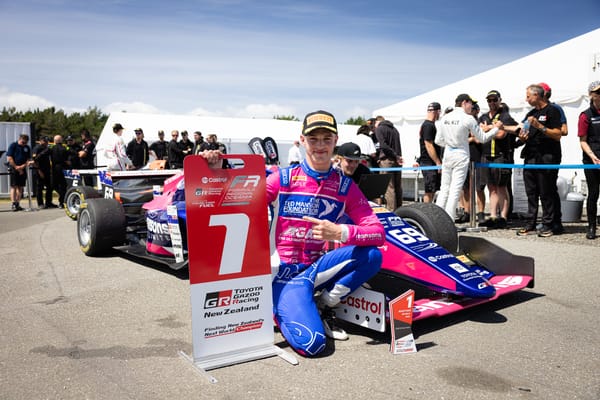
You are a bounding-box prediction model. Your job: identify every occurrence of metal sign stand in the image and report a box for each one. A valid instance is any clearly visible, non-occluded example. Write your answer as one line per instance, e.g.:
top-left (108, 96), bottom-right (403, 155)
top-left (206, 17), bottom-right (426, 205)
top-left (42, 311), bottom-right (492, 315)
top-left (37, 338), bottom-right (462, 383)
top-left (463, 161), bottom-right (485, 233)
top-left (23, 166), bottom-right (38, 212)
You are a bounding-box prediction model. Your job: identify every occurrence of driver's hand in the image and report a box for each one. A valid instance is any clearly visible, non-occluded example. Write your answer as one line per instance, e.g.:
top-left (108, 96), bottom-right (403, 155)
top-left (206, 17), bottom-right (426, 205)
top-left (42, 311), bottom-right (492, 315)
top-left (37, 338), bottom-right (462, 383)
top-left (303, 216), bottom-right (342, 241)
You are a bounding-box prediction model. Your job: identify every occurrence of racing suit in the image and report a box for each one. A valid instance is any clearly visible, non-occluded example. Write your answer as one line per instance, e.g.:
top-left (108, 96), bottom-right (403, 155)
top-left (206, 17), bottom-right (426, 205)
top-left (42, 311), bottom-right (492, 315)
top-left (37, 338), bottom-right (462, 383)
top-left (267, 161), bottom-right (385, 356)
top-left (104, 133), bottom-right (133, 171)
top-left (435, 107), bottom-right (499, 220)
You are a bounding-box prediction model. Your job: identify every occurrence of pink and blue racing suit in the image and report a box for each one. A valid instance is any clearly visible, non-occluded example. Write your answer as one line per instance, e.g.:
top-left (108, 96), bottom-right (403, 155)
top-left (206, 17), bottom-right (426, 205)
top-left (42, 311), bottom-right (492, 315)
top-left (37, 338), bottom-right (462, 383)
top-left (267, 161), bottom-right (384, 356)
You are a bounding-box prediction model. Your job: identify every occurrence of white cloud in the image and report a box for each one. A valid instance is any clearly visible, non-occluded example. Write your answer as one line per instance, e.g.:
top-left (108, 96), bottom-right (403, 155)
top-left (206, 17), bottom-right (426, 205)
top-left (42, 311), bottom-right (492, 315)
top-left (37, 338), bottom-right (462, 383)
top-left (0, 87), bottom-right (55, 111)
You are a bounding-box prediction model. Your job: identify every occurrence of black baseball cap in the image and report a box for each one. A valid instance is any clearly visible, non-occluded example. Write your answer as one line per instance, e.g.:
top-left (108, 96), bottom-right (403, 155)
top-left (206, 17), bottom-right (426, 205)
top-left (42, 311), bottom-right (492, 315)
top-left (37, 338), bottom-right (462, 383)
top-left (302, 110), bottom-right (337, 135)
top-left (134, 128), bottom-right (143, 134)
top-left (486, 90), bottom-right (501, 99)
top-left (455, 93), bottom-right (477, 104)
top-left (427, 102), bottom-right (441, 111)
top-left (337, 142), bottom-right (362, 160)
top-left (113, 123), bottom-right (124, 132)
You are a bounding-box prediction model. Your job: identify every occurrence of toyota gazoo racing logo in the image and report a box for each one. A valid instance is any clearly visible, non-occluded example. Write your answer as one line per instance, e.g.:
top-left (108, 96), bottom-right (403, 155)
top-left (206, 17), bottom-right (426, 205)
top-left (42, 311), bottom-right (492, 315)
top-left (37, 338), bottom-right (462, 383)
top-left (204, 287), bottom-right (263, 309)
top-left (204, 290), bottom-right (233, 309)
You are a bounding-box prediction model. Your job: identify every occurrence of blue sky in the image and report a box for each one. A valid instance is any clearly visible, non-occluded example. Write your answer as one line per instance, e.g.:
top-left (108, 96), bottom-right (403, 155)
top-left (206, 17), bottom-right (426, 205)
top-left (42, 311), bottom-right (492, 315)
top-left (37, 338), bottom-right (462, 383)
top-left (1, 0), bottom-right (599, 121)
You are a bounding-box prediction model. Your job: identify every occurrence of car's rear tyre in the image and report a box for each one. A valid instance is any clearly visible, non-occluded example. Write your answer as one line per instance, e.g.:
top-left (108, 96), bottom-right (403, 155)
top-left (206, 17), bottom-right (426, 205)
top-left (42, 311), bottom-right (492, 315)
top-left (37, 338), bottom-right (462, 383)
top-left (78, 198), bottom-right (126, 256)
top-left (65, 186), bottom-right (101, 220)
top-left (394, 202), bottom-right (458, 253)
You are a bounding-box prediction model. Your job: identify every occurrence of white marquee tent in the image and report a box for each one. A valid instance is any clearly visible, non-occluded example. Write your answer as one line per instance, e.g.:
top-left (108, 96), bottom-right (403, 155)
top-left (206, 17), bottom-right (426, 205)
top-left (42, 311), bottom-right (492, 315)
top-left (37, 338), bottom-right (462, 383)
top-left (96, 112), bottom-right (360, 168)
top-left (373, 28), bottom-right (600, 186)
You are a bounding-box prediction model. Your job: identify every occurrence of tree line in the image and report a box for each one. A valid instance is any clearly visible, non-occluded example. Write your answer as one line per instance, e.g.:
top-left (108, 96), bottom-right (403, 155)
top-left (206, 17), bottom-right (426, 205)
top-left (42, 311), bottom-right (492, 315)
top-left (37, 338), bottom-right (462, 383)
top-left (0, 107), bottom-right (108, 141)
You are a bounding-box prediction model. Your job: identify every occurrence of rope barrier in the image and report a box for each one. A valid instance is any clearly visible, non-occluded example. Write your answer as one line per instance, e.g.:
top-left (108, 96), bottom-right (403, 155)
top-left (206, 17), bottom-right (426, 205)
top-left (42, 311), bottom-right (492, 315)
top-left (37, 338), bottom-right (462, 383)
top-left (371, 163), bottom-right (600, 172)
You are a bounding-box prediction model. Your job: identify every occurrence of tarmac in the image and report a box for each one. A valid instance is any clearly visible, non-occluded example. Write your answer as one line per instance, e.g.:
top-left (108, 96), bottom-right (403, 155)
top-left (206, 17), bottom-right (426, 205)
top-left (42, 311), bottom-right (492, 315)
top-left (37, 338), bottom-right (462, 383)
top-left (0, 203), bottom-right (599, 400)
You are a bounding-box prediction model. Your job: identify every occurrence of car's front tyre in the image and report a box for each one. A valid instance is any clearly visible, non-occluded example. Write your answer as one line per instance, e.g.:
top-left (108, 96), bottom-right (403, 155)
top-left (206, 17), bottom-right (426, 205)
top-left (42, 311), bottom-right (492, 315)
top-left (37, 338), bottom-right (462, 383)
top-left (78, 198), bottom-right (126, 256)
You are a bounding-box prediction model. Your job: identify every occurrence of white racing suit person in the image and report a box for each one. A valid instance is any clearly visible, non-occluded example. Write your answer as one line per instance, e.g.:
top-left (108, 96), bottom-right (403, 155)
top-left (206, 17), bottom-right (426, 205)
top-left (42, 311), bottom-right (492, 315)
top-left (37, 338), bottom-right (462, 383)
top-left (435, 94), bottom-right (502, 220)
top-left (104, 123), bottom-right (134, 171)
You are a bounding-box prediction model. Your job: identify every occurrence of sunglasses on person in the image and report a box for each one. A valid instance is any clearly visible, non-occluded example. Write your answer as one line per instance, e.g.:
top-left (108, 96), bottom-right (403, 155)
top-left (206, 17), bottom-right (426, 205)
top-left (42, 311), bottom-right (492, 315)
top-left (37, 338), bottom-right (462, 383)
top-left (487, 98), bottom-right (499, 103)
top-left (592, 89), bottom-right (600, 95)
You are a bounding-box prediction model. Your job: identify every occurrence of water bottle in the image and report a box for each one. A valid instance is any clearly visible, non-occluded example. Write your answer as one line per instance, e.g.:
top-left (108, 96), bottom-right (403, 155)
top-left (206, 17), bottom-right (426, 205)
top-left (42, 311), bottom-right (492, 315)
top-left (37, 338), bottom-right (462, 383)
top-left (522, 120), bottom-right (530, 135)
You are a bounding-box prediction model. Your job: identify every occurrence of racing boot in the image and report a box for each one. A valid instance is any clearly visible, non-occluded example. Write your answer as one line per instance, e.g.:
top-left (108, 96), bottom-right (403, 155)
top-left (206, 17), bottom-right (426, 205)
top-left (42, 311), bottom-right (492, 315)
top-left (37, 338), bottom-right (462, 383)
top-left (320, 306), bottom-right (349, 341)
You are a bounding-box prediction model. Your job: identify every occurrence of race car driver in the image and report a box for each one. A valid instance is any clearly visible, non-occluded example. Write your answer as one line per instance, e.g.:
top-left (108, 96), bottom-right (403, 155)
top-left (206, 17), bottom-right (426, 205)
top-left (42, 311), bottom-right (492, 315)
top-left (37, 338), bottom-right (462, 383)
top-left (201, 110), bottom-right (385, 356)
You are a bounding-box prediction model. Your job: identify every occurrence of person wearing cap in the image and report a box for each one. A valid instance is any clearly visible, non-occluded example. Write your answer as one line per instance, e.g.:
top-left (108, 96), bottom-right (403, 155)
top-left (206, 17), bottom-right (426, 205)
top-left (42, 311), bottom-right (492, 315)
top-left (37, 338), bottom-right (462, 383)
top-left (199, 110), bottom-right (384, 356)
top-left (65, 135), bottom-right (81, 169)
top-left (126, 128), bottom-right (149, 169)
top-left (179, 130), bottom-right (193, 160)
top-left (577, 80), bottom-right (600, 239)
top-left (539, 82), bottom-right (568, 136)
top-left (516, 84), bottom-right (563, 238)
top-left (335, 141), bottom-right (372, 184)
top-left (149, 130), bottom-right (168, 161)
top-left (103, 123), bottom-right (133, 171)
top-left (538, 82), bottom-right (568, 235)
top-left (458, 102), bottom-right (487, 223)
top-left (375, 116), bottom-right (403, 209)
top-left (192, 131), bottom-right (204, 155)
top-left (50, 135), bottom-right (70, 208)
top-left (434, 94), bottom-right (503, 221)
top-left (477, 90), bottom-right (519, 229)
top-left (32, 135), bottom-right (54, 208)
top-left (78, 128), bottom-right (96, 185)
top-left (418, 102), bottom-right (443, 203)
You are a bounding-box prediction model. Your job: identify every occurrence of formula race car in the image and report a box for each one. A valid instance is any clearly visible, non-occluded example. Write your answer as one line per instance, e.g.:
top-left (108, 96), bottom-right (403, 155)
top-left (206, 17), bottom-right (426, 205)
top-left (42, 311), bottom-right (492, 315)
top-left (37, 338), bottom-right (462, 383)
top-left (74, 165), bottom-right (534, 333)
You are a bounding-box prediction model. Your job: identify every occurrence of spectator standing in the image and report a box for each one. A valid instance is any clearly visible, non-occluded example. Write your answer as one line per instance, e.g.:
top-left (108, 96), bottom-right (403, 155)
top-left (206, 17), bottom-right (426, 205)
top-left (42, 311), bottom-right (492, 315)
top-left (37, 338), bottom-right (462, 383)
top-left (375, 116), bottom-right (403, 209)
top-left (287, 140), bottom-right (303, 165)
top-left (179, 131), bottom-right (193, 160)
top-left (539, 82), bottom-right (568, 234)
top-left (458, 103), bottom-right (486, 223)
top-left (516, 84), bottom-right (563, 237)
top-left (104, 123), bottom-right (133, 171)
top-left (578, 80), bottom-right (600, 240)
top-left (126, 128), bottom-right (149, 169)
top-left (6, 134), bottom-right (33, 211)
top-left (149, 130), bottom-right (168, 161)
top-left (418, 102), bottom-right (443, 203)
top-left (65, 136), bottom-right (81, 169)
top-left (78, 129), bottom-right (96, 186)
top-left (167, 130), bottom-right (185, 169)
top-left (50, 135), bottom-right (70, 208)
top-left (192, 131), bottom-right (205, 155)
top-left (354, 125), bottom-right (377, 167)
top-left (32, 136), bottom-right (54, 208)
top-left (478, 90), bottom-right (518, 229)
top-left (435, 94), bottom-right (502, 220)
top-left (335, 142), bottom-right (372, 184)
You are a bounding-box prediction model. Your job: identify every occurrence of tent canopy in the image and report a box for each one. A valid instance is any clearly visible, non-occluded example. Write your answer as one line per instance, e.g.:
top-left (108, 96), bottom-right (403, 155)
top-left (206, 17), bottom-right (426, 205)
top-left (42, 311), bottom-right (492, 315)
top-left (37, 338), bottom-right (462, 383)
top-left (373, 28), bottom-right (600, 173)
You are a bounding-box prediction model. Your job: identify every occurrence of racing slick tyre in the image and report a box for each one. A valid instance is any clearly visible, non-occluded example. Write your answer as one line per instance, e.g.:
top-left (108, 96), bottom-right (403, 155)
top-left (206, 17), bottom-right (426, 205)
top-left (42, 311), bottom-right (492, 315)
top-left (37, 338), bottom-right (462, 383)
top-left (77, 198), bottom-right (126, 256)
top-left (65, 186), bottom-right (101, 220)
top-left (394, 202), bottom-right (458, 253)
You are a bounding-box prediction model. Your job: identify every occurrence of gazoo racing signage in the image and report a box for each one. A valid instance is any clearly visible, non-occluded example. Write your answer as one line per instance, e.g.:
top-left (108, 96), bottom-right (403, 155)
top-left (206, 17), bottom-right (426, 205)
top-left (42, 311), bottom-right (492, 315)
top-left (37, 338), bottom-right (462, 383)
top-left (183, 155), bottom-right (296, 374)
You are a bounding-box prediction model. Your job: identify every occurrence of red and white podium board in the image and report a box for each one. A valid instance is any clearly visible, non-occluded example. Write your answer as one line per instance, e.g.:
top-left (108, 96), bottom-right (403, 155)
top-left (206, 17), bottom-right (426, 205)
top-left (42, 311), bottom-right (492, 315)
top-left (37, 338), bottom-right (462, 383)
top-left (181, 155), bottom-right (297, 382)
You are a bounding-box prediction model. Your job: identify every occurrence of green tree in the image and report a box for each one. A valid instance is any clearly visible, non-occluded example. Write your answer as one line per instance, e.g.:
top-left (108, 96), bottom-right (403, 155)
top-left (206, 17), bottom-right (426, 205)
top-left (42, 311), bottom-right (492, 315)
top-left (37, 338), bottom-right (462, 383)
top-left (0, 106), bottom-right (108, 141)
top-left (273, 115), bottom-right (299, 121)
top-left (344, 116), bottom-right (367, 125)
